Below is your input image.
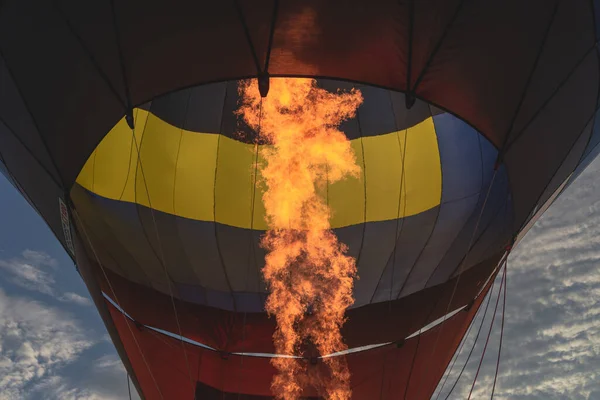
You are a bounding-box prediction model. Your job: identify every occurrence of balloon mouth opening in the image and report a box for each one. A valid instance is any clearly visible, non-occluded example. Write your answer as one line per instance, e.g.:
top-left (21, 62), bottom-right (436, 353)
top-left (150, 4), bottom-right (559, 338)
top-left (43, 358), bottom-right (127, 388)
top-left (102, 290), bottom-right (468, 359)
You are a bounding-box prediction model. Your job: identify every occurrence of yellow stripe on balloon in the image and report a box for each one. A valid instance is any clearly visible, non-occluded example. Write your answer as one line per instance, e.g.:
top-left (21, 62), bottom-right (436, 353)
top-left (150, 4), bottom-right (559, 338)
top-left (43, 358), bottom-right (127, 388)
top-left (76, 109), bottom-right (441, 229)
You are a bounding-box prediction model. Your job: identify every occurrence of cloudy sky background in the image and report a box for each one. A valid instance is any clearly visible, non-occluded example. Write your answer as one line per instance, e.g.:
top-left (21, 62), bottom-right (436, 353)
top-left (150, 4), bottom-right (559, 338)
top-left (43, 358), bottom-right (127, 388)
top-left (0, 156), bottom-right (599, 399)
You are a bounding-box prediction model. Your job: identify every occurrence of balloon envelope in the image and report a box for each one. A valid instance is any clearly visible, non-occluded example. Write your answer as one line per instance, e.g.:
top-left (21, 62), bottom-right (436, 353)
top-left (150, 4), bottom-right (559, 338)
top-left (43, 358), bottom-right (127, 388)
top-left (0, 1), bottom-right (598, 398)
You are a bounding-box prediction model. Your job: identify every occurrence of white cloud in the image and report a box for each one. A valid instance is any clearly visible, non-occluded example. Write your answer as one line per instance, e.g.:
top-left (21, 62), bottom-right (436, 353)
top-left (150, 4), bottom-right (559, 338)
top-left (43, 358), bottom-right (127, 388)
top-left (93, 354), bottom-right (124, 372)
top-left (0, 253), bottom-right (55, 296)
top-left (21, 250), bottom-right (58, 269)
top-left (0, 288), bottom-right (95, 400)
top-left (436, 157), bottom-right (600, 399)
top-left (59, 293), bottom-right (92, 307)
top-left (0, 251), bottom-right (91, 306)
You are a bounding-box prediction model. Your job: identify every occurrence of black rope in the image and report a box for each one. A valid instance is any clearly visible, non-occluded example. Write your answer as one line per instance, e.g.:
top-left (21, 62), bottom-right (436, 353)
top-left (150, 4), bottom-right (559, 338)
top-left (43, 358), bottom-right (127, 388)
top-left (490, 261), bottom-right (508, 398)
top-left (237, 98), bottom-right (263, 399)
top-left (0, 47), bottom-right (66, 189)
top-left (233, 0), bottom-right (262, 74)
top-left (127, 372), bottom-right (132, 400)
top-left (264, 0), bottom-right (280, 73)
top-left (109, 0), bottom-right (134, 128)
top-left (467, 266), bottom-right (506, 400)
top-left (128, 114), bottom-right (196, 398)
top-left (411, 0), bottom-right (467, 93)
top-left (435, 271), bottom-right (495, 399)
top-left (495, 1), bottom-right (560, 165)
top-left (442, 263), bottom-right (503, 399)
top-left (404, 0), bottom-right (416, 109)
top-left (52, 0), bottom-right (127, 109)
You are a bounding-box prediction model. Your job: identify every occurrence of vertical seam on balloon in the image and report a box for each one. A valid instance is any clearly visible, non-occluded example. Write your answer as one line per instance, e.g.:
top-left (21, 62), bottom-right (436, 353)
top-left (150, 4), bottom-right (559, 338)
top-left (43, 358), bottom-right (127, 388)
top-left (72, 209), bottom-right (164, 399)
top-left (369, 92), bottom-right (408, 305)
top-left (233, 0), bottom-right (263, 74)
top-left (547, 47), bottom-right (600, 206)
top-left (535, 81), bottom-right (600, 223)
top-left (437, 266), bottom-right (499, 400)
top-left (236, 99), bottom-right (263, 396)
top-left (443, 171), bottom-right (499, 281)
top-left (129, 114), bottom-right (197, 399)
top-left (250, 103), bottom-right (263, 288)
top-left (504, 42), bottom-right (598, 154)
top-left (490, 260), bottom-right (508, 398)
top-left (567, 47), bottom-right (600, 172)
top-left (395, 113), bottom-right (444, 299)
top-left (91, 146), bottom-right (97, 193)
top-left (213, 83), bottom-right (238, 313)
top-left (119, 107), bottom-right (141, 201)
top-left (263, 0), bottom-right (280, 73)
top-left (354, 108), bottom-right (368, 291)
top-left (445, 192), bottom-right (510, 285)
top-left (514, 105), bottom-right (599, 234)
top-left (404, 166), bottom-right (499, 399)
top-left (453, 193), bottom-right (510, 286)
top-left (109, 0), bottom-right (133, 114)
top-left (401, 276), bottom-right (451, 399)
top-left (0, 133), bottom-right (54, 242)
top-left (467, 266), bottom-right (505, 400)
top-left (405, 0), bottom-right (414, 91)
top-left (172, 89), bottom-right (207, 303)
top-left (131, 107), bottom-right (167, 281)
top-left (0, 133), bottom-right (15, 185)
top-left (0, 114), bottom-right (62, 188)
top-left (0, 48), bottom-right (65, 188)
top-left (69, 206), bottom-right (138, 282)
top-left (422, 126), bottom-right (486, 289)
top-left (92, 108), bottom-right (155, 287)
top-left (376, 92), bottom-right (408, 400)
top-left (391, 101), bottom-right (409, 300)
top-left (394, 202), bottom-right (441, 299)
top-left (410, 0), bottom-right (467, 92)
top-left (496, 1), bottom-right (560, 161)
top-left (471, 189), bottom-right (511, 266)
top-left (52, 0), bottom-right (127, 109)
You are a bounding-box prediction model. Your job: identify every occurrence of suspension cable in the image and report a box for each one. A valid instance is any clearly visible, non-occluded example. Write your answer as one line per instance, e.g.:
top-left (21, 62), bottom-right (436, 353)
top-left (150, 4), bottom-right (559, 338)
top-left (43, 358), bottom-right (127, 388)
top-left (128, 114), bottom-right (196, 397)
top-left (442, 260), bottom-right (505, 400)
top-left (435, 262), bottom-right (499, 399)
top-left (72, 209), bottom-right (164, 399)
top-left (490, 260), bottom-right (508, 398)
top-left (467, 264), bottom-right (506, 400)
top-left (406, 167), bottom-right (499, 399)
top-left (237, 96), bottom-right (263, 398)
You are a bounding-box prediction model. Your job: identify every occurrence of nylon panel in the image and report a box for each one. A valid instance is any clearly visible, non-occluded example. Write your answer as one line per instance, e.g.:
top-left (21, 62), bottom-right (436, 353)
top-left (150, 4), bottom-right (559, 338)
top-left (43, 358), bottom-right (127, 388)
top-left (95, 252), bottom-right (501, 353)
top-left (105, 266), bottom-right (491, 399)
top-left (0, 0), bottom-right (124, 186)
top-left (425, 164), bottom-right (509, 288)
top-left (76, 112), bottom-right (442, 229)
top-left (153, 79), bottom-right (432, 141)
top-left (74, 182), bottom-right (446, 310)
top-left (417, 1), bottom-right (556, 147)
top-left (508, 0), bottom-right (596, 143)
top-left (505, 52), bottom-right (598, 229)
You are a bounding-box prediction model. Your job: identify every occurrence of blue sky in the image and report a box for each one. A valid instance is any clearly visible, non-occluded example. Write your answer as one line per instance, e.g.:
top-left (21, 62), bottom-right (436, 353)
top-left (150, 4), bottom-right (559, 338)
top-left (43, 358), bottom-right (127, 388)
top-left (0, 155), bottom-right (599, 399)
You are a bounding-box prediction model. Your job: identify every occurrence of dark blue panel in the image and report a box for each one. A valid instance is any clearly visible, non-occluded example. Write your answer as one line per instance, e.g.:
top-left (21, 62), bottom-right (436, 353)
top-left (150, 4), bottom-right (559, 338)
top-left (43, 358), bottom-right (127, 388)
top-left (427, 163), bottom-right (511, 286)
top-left (434, 113), bottom-right (498, 203)
top-left (399, 193), bottom-right (479, 297)
top-left (565, 108), bottom-right (600, 190)
top-left (0, 158), bottom-right (15, 186)
top-left (582, 108), bottom-right (600, 160)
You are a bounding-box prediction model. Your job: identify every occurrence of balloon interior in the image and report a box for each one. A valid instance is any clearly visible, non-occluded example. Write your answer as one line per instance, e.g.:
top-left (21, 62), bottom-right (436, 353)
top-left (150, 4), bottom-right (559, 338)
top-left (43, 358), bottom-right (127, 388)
top-left (0, 1), bottom-right (598, 399)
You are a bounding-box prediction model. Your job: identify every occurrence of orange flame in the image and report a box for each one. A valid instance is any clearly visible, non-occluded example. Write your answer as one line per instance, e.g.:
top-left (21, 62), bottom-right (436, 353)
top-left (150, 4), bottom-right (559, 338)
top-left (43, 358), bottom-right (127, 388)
top-left (237, 78), bottom-right (363, 399)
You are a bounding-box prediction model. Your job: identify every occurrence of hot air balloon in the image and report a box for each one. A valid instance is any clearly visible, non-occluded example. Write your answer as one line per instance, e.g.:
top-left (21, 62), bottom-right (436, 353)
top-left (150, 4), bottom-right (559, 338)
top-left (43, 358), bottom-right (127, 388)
top-left (0, 0), bottom-right (598, 399)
